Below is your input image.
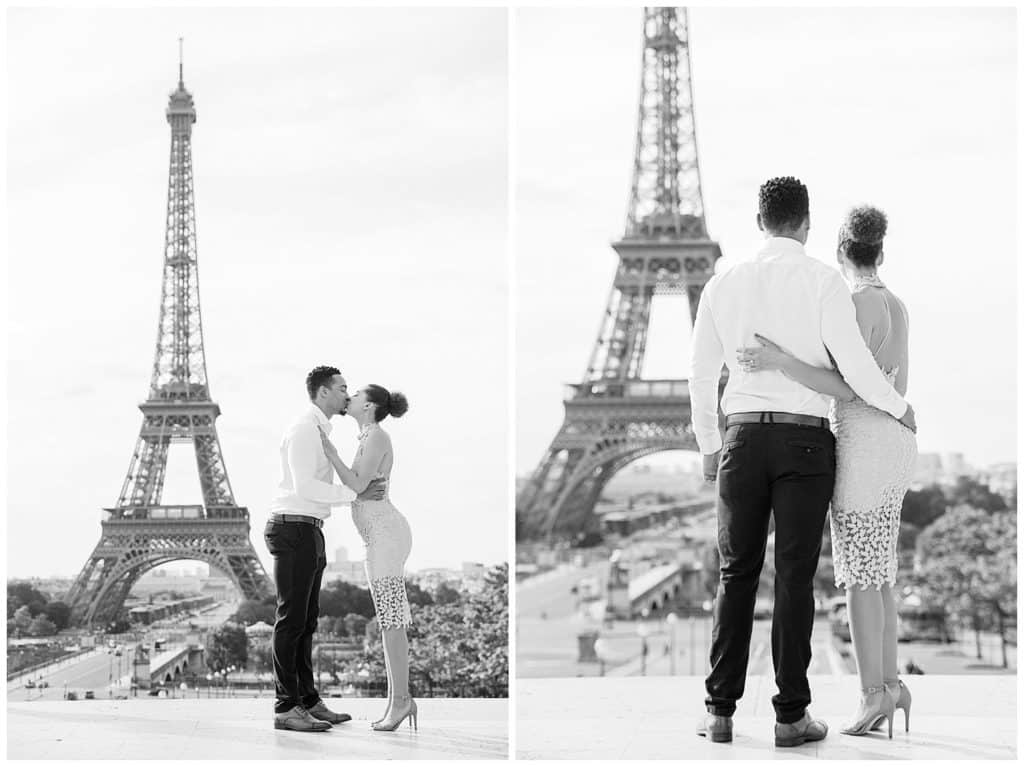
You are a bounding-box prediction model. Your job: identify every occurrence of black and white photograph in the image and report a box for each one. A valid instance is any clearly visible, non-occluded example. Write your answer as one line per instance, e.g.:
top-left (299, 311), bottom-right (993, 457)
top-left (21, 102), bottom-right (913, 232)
top-left (514, 6), bottom-right (1017, 760)
top-left (7, 7), bottom-right (508, 760)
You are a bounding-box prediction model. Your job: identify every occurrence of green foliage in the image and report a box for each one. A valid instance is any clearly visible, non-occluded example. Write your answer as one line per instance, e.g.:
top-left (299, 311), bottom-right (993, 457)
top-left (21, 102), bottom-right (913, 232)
top-left (42, 601), bottom-right (71, 631)
top-left (406, 563), bottom-right (508, 697)
top-left (343, 613), bottom-right (368, 639)
top-left (433, 582), bottom-right (462, 606)
top-left (27, 614), bottom-right (57, 637)
top-left (900, 485), bottom-right (948, 529)
top-left (206, 623), bottom-right (248, 672)
top-left (7, 582), bottom-right (48, 619)
top-left (319, 580), bottom-right (375, 619)
top-left (230, 597), bottom-right (277, 626)
top-left (11, 605), bottom-right (33, 636)
top-left (914, 505), bottom-right (1016, 643)
top-left (405, 581), bottom-right (435, 607)
top-left (946, 476), bottom-right (1009, 513)
top-left (337, 564), bottom-right (509, 697)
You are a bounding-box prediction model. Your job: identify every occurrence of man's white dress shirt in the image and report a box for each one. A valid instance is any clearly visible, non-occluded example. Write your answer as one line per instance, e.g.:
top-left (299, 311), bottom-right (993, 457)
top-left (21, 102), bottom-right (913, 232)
top-left (269, 405), bottom-right (354, 520)
top-left (689, 236), bottom-right (908, 456)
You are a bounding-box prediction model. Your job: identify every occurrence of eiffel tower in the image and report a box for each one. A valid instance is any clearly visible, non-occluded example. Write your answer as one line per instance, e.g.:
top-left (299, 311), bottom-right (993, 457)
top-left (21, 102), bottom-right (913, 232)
top-left (66, 46), bottom-right (272, 627)
top-left (518, 7), bottom-right (726, 540)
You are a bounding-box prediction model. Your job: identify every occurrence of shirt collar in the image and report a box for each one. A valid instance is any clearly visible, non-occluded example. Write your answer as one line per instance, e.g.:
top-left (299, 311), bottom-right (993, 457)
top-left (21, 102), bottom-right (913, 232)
top-left (309, 404), bottom-right (332, 434)
top-left (756, 236), bottom-right (807, 260)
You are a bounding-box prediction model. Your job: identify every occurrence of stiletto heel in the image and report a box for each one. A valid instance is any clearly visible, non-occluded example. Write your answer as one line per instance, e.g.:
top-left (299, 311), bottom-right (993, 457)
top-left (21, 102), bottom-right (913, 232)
top-left (840, 686), bottom-right (895, 737)
top-left (372, 695), bottom-right (417, 732)
top-left (883, 679), bottom-right (911, 734)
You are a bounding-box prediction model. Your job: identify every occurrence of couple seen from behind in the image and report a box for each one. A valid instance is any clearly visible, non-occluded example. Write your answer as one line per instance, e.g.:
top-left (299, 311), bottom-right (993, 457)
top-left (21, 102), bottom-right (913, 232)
top-left (264, 366), bottom-right (416, 733)
top-left (691, 177), bottom-right (918, 747)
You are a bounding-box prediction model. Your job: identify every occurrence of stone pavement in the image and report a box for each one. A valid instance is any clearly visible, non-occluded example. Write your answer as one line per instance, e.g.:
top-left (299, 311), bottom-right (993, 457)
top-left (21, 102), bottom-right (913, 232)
top-left (7, 696), bottom-right (508, 760)
top-left (517, 674), bottom-right (1016, 759)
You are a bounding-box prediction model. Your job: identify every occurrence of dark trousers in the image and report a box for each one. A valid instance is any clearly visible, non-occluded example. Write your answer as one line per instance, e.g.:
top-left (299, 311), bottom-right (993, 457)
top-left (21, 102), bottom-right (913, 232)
top-left (705, 422), bottom-right (835, 724)
top-left (264, 520), bottom-right (327, 713)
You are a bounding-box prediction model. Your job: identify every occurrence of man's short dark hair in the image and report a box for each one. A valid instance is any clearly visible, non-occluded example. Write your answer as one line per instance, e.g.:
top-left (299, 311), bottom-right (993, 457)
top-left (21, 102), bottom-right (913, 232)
top-left (758, 176), bottom-right (809, 232)
top-left (306, 366), bottom-right (341, 401)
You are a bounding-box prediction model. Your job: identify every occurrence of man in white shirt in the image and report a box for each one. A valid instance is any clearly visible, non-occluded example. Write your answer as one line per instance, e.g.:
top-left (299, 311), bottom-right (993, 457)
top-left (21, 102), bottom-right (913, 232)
top-left (265, 365), bottom-right (385, 732)
top-left (690, 177), bottom-right (916, 747)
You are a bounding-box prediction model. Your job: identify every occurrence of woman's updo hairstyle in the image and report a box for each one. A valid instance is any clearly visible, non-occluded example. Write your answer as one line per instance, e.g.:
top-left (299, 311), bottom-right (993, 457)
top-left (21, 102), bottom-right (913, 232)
top-left (839, 205), bottom-right (887, 268)
top-left (365, 384), bottom-right (408, 422)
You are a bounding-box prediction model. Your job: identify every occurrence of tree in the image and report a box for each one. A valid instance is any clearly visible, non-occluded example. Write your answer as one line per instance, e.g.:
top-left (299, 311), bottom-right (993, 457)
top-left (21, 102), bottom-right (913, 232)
top-left (914, 506), bottom-right (1017, 667)
top-left (319, 580), bottom-right (375, 619)
top-left (405, 581), bottom-right (435, 607)
top-left (207, 624), bottom-right (248, 672)
top-left (231, 598), bottom-right (276, 626)
top-left (901, 486), bottom-right (948, 529)
top-left (7, 582), bottom-right (48, 619)
top-left (12, 605), bottom-right (33, 636)
top-left (434, 583), bottom-right (462, 606)
top-left (27, 615), bottom-right (57, 637)
top-left (946, 476), bottom-right (1009, 514)
top-left (343, 613), bottom-right (369, 640)
top-left (43, 601), bottom-right (71, 631)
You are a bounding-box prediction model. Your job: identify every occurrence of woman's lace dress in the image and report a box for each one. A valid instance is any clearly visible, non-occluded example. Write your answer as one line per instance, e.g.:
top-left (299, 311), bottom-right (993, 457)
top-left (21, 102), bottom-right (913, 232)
top-left (829, 276), bottom-right (918, 590)
top-left (350, 422), bottom-right (413, 630)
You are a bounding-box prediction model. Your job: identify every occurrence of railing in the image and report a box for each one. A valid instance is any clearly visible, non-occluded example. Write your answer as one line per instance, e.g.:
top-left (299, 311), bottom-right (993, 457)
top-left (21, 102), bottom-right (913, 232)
top-left (103, 506), bottom-right (249, 522)
top-left (566, 379), bottom-right (692, 401)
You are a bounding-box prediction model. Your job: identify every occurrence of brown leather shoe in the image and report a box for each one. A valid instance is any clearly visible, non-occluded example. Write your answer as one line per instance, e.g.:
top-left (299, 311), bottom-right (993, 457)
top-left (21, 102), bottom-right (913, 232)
top-left (775, 711), bottom-right (828, 747)
top-left (306, 700), bottom-right (352, 724)
top-left (274, 705), bottom-right (332, 732)
top-left (696, 713), bottom-right (733, 743)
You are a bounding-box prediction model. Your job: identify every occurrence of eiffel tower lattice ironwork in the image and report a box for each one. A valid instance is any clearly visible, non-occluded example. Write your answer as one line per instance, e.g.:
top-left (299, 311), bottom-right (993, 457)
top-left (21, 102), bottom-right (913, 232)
top-left (518, 7), bottom-right (727, 540)
top-left (66, 49), bottom-right (272, 627)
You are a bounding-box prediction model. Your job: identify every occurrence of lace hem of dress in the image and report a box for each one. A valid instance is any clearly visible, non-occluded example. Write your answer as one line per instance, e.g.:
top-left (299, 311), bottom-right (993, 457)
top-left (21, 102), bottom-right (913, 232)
top-left (830, 483), bottom-right (906, 591)
top-left (369, 574), bottom-right (412, 630)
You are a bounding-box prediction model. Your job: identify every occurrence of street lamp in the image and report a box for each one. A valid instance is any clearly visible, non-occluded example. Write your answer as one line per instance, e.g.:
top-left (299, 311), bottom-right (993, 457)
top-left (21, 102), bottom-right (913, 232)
top-left (665, 612), bottom-right (678, 676)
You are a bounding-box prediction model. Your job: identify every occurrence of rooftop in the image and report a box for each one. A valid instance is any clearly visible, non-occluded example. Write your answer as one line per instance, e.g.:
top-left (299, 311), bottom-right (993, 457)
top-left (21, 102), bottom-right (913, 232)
top-left (8, 696), bottom-right (507, 760)
top-left (517, 674), bottom-right (1016, 759)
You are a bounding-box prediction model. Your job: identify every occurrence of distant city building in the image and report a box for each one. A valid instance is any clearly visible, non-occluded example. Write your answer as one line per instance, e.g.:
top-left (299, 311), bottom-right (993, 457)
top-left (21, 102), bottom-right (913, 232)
top-left (978, 462), bottom-right (1017, 504)
top-left (913, 452), bottom-right (975, 486)
top-left (461, 562), bottom-right (487, 594)
top-left (324, 556), bottom-right (368, 586)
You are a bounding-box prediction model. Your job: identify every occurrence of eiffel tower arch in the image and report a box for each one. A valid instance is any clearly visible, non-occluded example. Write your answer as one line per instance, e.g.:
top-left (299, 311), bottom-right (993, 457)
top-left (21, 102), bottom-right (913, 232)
top-left (66, 48), bottom-right (272, 628)
top-left (518, 7), bottom-right (727, 540)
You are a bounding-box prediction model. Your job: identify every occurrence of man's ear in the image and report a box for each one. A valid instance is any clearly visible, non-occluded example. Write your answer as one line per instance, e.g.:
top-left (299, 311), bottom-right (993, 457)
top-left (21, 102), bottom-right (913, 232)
top-left (756, 212), bottom-right (764, 232)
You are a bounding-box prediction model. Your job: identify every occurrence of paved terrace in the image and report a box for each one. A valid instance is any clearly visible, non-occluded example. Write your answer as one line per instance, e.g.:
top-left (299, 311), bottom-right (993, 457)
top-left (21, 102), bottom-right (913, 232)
top-left (8, 697), bottom-right (507, 760)
top-left (518, 674), bottom-right (1016, 759)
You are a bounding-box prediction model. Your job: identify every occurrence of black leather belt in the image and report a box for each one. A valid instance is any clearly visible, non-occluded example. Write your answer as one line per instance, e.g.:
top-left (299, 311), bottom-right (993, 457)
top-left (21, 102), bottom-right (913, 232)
top-left (726, 411), bottom-right (829, 429)
top-left (269, 513), bottom-right (324, 528)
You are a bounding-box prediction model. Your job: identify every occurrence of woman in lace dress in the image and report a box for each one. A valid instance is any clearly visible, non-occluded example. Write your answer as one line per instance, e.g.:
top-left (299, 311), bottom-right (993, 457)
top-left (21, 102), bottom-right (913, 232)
top-left (318, 384), bottom-right (417, 732)
top-left (738, 206), bottom-right (917, 737)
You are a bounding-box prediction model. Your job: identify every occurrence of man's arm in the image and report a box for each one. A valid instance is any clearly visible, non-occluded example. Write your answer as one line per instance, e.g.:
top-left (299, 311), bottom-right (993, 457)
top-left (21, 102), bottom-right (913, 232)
top-left (820, 272), bottom-right (907, 419)
top-left (688, 281), bottom-right (725, 457)
top-left (287, 424), bottom-right (355, 505)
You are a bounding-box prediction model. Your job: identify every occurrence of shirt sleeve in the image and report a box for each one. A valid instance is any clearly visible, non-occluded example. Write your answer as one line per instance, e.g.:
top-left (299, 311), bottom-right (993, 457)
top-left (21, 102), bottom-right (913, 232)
top-left (287, 424), bottom-right (355, 505)
top-left (820, 272), bottom-right (907, 419)
top-left (688, 280), bottom-right (725, 455)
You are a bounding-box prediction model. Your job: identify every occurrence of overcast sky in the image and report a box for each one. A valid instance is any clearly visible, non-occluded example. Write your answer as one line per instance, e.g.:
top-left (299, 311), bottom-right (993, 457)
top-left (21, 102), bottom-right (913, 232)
top-left (7, 7), bottom-right (508, 579)
top-left (515, 6), bottom-right (1017, 475)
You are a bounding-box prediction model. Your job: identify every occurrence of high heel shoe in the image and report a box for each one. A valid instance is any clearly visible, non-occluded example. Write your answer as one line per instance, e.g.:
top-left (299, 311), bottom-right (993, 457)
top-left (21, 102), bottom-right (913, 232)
top-left (886, 679), bottom-right (911, 733)
top-left (840, 686), bottom-right (895, 738)
top-left (372, 695), bottom-right (417, 732)
top-left (372, 699), bottom-right (392, 727)
top-left (872, 679), bottom-right (912, 733)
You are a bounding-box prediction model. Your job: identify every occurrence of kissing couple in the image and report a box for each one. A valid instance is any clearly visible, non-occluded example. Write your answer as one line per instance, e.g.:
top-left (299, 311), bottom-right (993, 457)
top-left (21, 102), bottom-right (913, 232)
top-left (264, 365), bottom-right (417, 733)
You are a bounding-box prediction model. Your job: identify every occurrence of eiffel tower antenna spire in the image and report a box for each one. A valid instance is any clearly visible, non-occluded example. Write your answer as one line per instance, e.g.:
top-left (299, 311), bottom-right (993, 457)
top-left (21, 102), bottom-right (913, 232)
top-left (178, 37), bottom-right (184, 87)
top-left (65, 51), bottom-right (271, 628)
top-left (518, 7), bottom-right (725, 540)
